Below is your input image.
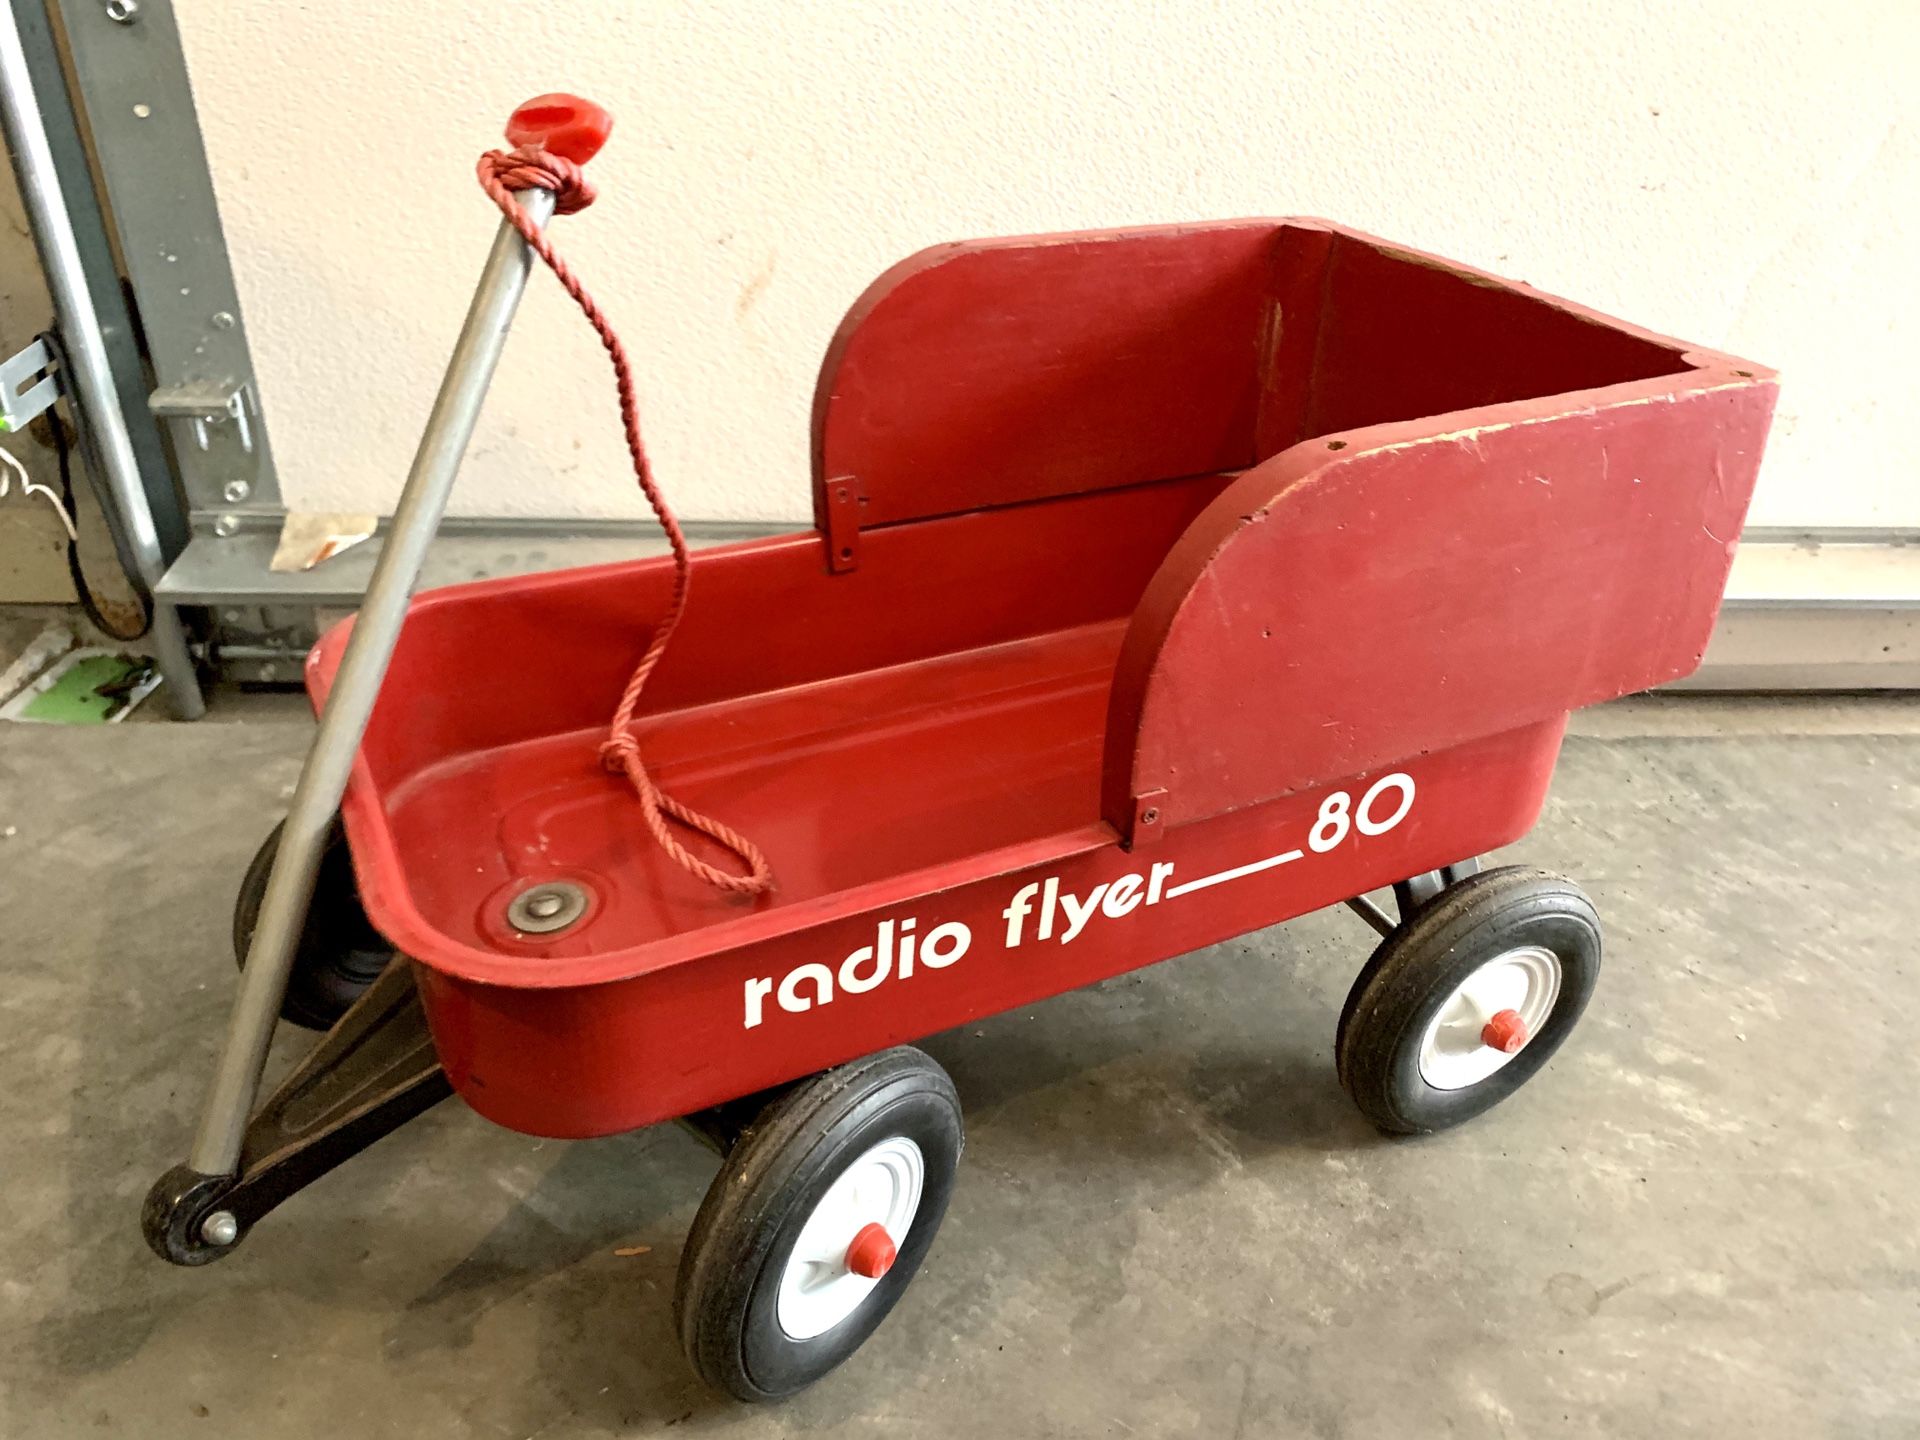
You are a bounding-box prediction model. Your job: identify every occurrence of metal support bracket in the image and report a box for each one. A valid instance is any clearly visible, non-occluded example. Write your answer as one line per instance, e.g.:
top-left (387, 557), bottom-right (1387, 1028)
top-left (1343, 893), bottom-right (1396, 937)
top-left (0, 335), bottom-right (58, 432)
top-left (150, 378), bottom-right (254, 460)
top-left (678, 1084), bottom-right (797, 1158)
top-left (53, 0), bottom-right (281, 518)
top-left (1392, 858), bottom-right (1482, 920)
top-left (1344, 857), bottom-right (1483, 937)
top-left (823, 476), bottom-right (863, 572)
top-left (140, 960), bottom-right (450, 1265)
top-left (1125, 789), bottom-right (1168, 849)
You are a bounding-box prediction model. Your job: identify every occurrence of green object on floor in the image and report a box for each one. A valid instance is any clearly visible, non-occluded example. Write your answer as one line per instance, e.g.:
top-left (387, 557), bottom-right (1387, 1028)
top-left (17, 652), bottom-right (157, 724)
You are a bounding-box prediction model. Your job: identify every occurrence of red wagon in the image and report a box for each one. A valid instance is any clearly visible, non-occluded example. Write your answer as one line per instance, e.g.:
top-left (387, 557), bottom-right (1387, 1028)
top-left (144, 98), bottom-right (1776, 1402)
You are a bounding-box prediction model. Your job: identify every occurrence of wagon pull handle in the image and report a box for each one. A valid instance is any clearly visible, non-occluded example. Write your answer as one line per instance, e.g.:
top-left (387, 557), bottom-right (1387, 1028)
top-left (171, 96), bottom-right (619, 1196)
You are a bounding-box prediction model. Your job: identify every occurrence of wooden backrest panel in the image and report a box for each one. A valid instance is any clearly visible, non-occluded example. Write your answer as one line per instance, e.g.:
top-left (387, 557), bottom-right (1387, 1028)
top-left (814, 221), bottom-right (1702, 541)
top-left (812, 223), bottom-right (1284, 530)
top-left (1299, 234), bottom-right (1691, 442)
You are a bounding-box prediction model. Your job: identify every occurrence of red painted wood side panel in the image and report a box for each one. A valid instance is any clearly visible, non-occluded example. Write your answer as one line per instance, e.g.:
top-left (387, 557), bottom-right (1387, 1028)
top-left (1103, 374), bottom-right (1778, 833)
top-left (1303, 234), bottom-right (1691, 438)
top-left (811, 223), bottom-right (1282, 530)
top-left (1252, 223), bottom-right (1335, 460)
top-left (325, 471), bottom-right (1225, 801)
top-left (416, 718), bottom-right (1565, 1138)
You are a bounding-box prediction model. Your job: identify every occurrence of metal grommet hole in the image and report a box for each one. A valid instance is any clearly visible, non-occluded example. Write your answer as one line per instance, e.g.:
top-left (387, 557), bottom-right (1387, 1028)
top-left (506, 881), bottom-right (590, 935)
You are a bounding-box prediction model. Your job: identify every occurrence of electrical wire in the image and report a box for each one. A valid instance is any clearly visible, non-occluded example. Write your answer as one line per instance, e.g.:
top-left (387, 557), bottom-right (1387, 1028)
top-left (35, 329), bottom-right (153, 641)
top-left (0, 442), bottom-right (75, 539)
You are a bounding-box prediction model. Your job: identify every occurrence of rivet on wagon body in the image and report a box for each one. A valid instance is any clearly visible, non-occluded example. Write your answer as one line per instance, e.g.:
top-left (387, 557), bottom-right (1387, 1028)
top-left (507, 881), bottom-right (590, 935)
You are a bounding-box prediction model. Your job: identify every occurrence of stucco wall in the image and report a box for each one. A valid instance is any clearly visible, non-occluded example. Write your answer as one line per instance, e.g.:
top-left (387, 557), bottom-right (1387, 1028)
top-left (179, 0), bottom-right (1917, 527)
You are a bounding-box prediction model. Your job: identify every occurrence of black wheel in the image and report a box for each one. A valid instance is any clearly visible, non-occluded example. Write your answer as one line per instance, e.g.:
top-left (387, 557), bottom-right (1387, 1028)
top-left (1336, 865), bottom-right (1601, 1136)
top-left (675, 1047), bottom-right (964, 1402)
top-left (233, 818), bottom-right (397, 1031)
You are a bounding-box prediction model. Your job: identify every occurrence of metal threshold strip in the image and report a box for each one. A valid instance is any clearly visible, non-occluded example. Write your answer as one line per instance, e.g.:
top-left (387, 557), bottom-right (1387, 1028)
top-left (158, 522), bottom-right (1920, 689)
top-left (155, 517), bottom-right (793, 608)
top-left (1676, 529), bottom-right (1920, 690)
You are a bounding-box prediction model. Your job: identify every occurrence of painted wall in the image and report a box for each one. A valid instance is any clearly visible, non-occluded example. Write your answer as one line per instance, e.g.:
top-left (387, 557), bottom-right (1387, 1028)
top-left (180, 0), bottom-right (1917, 528)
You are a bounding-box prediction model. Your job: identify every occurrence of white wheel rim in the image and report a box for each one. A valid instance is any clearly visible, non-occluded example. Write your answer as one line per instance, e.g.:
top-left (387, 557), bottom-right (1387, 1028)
top-left (775, 1135), bottom-right (925, 1341)
top-left (1417, 945), bottom-right (1562, 1091)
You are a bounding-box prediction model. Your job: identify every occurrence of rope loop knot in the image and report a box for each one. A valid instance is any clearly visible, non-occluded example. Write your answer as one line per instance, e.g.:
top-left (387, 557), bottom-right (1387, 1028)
top-left (477, 147), bottom-right (597, 215)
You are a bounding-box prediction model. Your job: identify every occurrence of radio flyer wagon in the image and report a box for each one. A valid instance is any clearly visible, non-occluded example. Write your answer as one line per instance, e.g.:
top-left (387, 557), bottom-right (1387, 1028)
top-left (143, 95), bottom-right (1778, 1401)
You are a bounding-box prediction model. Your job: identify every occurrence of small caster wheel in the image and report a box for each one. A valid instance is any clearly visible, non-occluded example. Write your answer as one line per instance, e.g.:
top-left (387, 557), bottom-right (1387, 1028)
top-left (1337, 865), bottom-right (1600, 1136)
top-left (675, 1047), bottom-right (964, 1402)
top-left (233, 818), bottom-right (396, 1030)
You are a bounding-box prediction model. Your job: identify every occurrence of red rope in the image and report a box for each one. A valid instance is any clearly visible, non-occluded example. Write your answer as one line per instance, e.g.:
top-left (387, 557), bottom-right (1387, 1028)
top-left (477, 146), bottom-right (774, 897)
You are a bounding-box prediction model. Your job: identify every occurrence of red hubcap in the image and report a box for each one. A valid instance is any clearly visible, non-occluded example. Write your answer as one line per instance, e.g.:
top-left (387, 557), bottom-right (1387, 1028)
top-left (845, 1222), bottom-right (897, 1279)
top-left (1481, 1008), bottom-right (1529, 1053)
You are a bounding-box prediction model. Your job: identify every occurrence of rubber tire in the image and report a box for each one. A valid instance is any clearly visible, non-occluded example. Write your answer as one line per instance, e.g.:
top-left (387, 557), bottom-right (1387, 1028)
top-left (232, 819), bottom-right (396, 1031)
top-left (1336, 865), bottom-right (1601, 1136)
top-left (675, 1047), bottom-right (964, 1402)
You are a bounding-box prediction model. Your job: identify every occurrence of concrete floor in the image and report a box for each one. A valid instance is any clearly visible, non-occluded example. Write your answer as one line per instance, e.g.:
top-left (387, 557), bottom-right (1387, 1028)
top-left (3, 695), bottom-right (1919, 1437)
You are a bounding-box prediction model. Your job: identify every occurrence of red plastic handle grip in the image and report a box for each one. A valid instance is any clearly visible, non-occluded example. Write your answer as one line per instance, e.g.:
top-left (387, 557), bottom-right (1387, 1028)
top-left (505, 94), bottom-right (613, 165)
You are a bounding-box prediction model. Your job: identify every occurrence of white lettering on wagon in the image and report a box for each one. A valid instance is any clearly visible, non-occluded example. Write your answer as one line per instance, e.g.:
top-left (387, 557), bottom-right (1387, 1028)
top-left (743, 917), bottom-right (971, 1029)
top-left (741, 772), bottom-right (1417, 1028)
